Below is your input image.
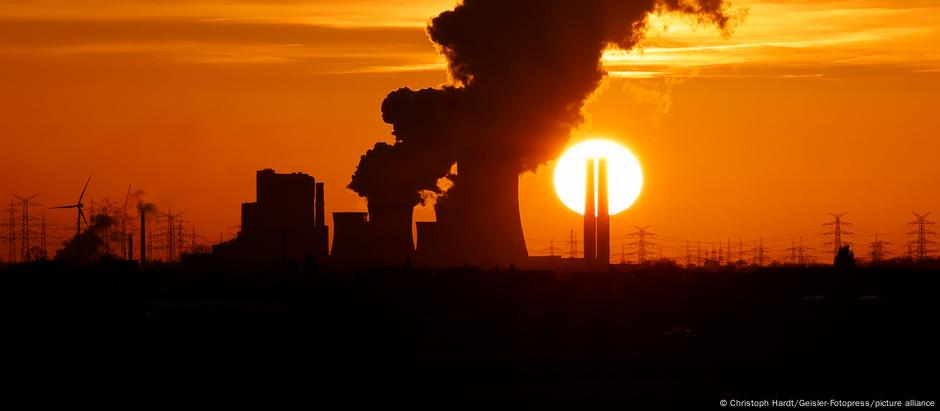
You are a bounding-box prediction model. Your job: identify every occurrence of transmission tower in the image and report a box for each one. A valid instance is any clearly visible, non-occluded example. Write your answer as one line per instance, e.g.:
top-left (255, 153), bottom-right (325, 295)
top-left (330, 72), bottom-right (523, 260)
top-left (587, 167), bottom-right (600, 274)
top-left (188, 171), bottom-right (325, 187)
top-left (697, 241), bottom-right (702, 266)
top-left (786, 240), bottom-right (798, 265)
top-left (177, 219), bottom-right (186, 260)
top-left (868, 233), bottom-right (891, 264)
top-left (823, 212), bottom-right (854, 258)
top-left (797, 236), bottom-right (813, 265)
top-left (5, 200), bottom-right (14, 264)
top-left (752, 238), bottom-right (769, 266)
top-left (627, 225), bottom-right (657, 264)
top-left (685, 240), bottom-right (692, 267)
top-left (159, 206), bottom-right (185, 263)
top-left (40, 211), bottom-right (47, 260)
top-left (726, 238), bottom-right (732, 264)
top-left (13, 194), bottom-right (39, 261)
top-left (907, 212), bottom-right (936, 261)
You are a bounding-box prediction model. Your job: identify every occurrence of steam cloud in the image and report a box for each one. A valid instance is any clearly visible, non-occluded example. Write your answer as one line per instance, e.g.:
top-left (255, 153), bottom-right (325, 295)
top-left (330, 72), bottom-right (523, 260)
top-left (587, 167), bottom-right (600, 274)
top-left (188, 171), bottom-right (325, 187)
top-left (350, 0), bottom-right (732, 207)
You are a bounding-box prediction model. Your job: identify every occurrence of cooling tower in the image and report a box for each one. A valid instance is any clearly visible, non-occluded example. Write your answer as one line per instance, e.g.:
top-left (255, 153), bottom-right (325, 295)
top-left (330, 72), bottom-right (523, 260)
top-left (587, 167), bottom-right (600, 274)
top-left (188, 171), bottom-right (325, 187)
top-left (432, 158), bottom-right (527, 266)
top-left (366, 201), bottom-right (415, 264)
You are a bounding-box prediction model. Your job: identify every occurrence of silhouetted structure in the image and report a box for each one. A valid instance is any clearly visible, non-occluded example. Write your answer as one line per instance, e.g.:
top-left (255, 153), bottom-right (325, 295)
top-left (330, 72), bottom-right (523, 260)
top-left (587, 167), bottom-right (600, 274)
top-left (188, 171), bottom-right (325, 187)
top-left (580, 158), bottom-right (610, 265)
top-left (597, 158), bottom-right (610, 263)
top-left (12, 194), bottom-right (38, 261)
top-left (330, 212), bottom-right (370, 264)
top-left (349, 0), bottom-right (729, 270)
top-left (366, 199), bottom-right (415, 265)
top-left (869, 234), bottom-right (891, 264)
top-left (628, 226), bottom-right (657, 264)
top-left (50, 175), bottom-right (91, 237)
top-left (908, 212), bottom-right (936, 261)
top-left (419, 159), bottom-right (528, 266)
top-left (6, 200), bottom-right (14, 264)
top-left (583, 159), bottom-right (596, 263)
top-left (824, 212), bottom-right (853, 258)
top-left (213, 169), bottom-right (329, 263)
top-left (139, 206), bottom-right (147, 264)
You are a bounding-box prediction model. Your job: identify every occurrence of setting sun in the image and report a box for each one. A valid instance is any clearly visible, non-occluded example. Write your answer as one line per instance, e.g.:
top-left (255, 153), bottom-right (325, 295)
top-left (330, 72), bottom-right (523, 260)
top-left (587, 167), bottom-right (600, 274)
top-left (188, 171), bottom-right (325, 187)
top-left (553, 139), bottom-right (643, 216)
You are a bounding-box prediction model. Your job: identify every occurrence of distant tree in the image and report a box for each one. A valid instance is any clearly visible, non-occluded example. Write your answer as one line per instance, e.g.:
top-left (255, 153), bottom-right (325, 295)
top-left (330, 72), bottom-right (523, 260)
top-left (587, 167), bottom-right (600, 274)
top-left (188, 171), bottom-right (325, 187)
top-left (834, 245), bottom-right (856, 269)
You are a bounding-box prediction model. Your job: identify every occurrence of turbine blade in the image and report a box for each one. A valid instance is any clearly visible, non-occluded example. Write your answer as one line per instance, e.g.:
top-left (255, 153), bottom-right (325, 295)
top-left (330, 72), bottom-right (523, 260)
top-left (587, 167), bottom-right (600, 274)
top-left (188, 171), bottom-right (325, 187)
top-left (78, 175), bottom-right (92, 203)
top-left (50, 204), bottom-right (77, 209)
top-left (79, 209), bottom-right (87, 224)
top-left (123, 184), bottom-right (131, 211)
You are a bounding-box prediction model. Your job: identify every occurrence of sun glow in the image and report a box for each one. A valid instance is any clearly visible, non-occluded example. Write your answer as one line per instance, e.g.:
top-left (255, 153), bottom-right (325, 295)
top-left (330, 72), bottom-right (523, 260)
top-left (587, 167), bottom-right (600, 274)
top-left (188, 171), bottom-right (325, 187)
top-left (553, 139), bottom-right (643, 216)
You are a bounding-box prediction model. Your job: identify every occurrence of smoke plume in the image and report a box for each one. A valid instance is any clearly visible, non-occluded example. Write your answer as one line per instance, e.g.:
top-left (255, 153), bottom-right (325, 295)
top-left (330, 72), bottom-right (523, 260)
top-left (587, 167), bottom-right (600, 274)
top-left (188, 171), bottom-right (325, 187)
top-left (55, 213), bottom-right (116, 263)
top-left (350, 0), bottom-right (732, 206)
top-left (137, 200), bottom-right (157, 216)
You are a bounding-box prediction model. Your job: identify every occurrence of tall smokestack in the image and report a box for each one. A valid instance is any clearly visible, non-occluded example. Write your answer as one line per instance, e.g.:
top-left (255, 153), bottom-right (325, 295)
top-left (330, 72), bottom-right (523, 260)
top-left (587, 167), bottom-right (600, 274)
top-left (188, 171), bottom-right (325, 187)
top-left (583, 158), bottom-right (596, 262)
top-left (140, 212), bottom-right (146, 264)
top-left (597, 157), bottom-right (610, 265)
top-left (315, 182), bottom-right (325, 228)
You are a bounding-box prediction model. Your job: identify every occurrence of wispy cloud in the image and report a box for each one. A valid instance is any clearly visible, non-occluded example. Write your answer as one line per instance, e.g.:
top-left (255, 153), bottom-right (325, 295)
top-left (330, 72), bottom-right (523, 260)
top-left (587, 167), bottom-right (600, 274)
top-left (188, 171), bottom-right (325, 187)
top-left (603, 0), bottom-right (940, 78)
top-left (0, 0), bottom-right (938, 76)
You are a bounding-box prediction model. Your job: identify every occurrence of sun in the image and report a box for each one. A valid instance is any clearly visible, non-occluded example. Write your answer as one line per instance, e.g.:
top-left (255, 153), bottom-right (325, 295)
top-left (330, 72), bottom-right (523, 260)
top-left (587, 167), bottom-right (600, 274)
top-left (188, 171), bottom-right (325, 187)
top-left (553, 139), bottom-right (643, 215)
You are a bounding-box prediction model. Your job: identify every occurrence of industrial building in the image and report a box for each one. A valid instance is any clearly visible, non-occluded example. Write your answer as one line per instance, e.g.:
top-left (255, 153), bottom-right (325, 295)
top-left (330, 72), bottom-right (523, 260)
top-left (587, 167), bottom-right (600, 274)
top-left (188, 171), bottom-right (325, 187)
top-left (212, 169), bottom-right (329, 263)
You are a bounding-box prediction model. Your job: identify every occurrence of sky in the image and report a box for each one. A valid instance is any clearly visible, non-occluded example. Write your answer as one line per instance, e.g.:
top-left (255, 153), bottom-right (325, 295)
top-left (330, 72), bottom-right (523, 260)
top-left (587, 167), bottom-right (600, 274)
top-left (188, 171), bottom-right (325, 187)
top-left (1, 0), bottom-right (939, 262)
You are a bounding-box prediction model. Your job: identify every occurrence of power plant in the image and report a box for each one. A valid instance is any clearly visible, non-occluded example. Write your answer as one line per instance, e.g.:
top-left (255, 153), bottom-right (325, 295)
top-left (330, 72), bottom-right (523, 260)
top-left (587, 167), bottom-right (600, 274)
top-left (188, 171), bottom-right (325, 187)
top-left (8, 167), bottom-right (937, 268)
top-left (212, 169), bottom-right (329, 263)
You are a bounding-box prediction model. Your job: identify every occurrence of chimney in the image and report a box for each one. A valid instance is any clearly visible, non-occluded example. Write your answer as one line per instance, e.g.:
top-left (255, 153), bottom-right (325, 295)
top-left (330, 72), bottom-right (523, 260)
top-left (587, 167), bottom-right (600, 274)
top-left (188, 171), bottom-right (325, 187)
top-left (140, 212), bottom-right (146, 264)
top-left (315, 182), bottom-right (325, 228)
top-left (597, 157), bottom-right (610, 265)
top-left (583, 158), bottom-right (596, 262)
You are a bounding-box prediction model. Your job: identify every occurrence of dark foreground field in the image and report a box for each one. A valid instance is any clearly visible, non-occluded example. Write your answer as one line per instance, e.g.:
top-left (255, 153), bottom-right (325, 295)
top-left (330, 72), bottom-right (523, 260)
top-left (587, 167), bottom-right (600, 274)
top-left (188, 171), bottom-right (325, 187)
top-left (1, 260), bottom-right (937, 408)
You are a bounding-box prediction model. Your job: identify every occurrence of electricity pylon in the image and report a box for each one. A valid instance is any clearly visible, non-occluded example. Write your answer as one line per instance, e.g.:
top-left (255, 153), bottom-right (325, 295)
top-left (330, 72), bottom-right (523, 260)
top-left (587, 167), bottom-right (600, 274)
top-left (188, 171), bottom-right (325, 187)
top-left (12, 194), bottom-right (39, 261)
top-left (823, 212), bottom-right (854, 258)
top-left (868, 233), bottom-right (891, 264)
top-left (627, 225), bottom-right (657, 264)
top-left (908, 212), bottom-right (936, 261)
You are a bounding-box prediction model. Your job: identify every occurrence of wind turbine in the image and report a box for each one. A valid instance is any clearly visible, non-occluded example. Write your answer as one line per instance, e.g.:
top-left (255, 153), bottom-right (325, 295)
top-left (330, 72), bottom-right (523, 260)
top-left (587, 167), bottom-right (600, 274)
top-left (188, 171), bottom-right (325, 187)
top-left (50, 175), bottom-right (92, 236)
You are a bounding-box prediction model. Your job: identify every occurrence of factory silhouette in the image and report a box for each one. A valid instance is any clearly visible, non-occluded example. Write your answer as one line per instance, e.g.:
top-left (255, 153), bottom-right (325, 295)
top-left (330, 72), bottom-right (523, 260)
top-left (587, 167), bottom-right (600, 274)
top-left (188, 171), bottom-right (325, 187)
top-left (202, 161), bottom-right (619, 270)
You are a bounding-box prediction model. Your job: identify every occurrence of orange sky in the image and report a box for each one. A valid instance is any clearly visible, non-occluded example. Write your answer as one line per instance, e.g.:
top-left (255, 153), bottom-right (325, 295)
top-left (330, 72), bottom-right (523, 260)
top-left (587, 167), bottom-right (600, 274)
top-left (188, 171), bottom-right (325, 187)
top-left (2, 0), bottom-right (939, 262)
